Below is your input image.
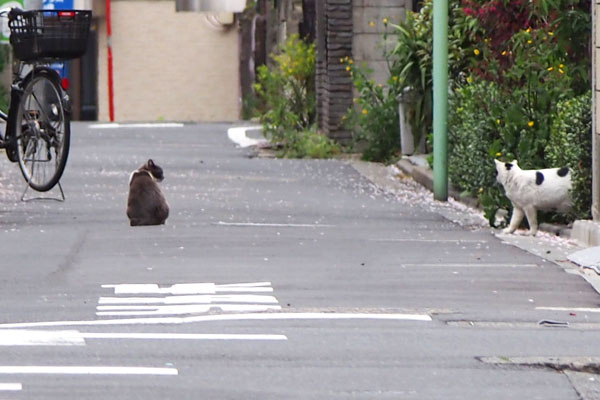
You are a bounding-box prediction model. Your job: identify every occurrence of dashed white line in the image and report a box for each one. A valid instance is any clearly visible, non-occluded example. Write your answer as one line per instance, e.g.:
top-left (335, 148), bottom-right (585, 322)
top-left (90, 123), bottom-right (184, 129)
top-left (0, 383), bottom-right (22, 391)
top-left (0, 366), bottom-right (178, 376)
top-left (215, 221), bottom-right (334, 228)
top-left (536, 307), bottom-right (600, 313)
top-left (0, 330), bottom-right (287, 345)
top-left (401, 263), bottom-right (538, 268)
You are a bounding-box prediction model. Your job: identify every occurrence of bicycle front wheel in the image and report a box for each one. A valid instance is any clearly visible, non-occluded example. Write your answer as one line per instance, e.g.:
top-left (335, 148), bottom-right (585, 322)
top-left (15, 68), bottom-right (70, 192)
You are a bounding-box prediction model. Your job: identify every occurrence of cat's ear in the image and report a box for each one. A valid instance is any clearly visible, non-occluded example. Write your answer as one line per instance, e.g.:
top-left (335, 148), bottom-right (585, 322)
top-left (148, 159), bottom-right (155, 167)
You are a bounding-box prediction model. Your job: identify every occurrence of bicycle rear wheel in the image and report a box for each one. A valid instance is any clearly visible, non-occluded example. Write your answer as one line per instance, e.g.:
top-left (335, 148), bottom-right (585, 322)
top-left (15, 68), bottom-right (70, 192)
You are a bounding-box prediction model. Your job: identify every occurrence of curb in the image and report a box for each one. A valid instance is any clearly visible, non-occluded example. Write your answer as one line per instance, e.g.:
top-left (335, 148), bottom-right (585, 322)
top-left (396, 157), bottom-right (572, 239)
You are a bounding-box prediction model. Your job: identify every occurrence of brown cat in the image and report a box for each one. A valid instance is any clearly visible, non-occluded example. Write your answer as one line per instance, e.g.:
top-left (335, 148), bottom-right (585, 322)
top-left (126, 159), bottom-right (169, 226)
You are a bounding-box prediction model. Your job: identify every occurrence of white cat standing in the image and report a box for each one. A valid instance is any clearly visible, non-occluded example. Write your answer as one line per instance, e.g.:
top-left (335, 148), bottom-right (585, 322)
top-left (494, 159), bottom-right (571, 236)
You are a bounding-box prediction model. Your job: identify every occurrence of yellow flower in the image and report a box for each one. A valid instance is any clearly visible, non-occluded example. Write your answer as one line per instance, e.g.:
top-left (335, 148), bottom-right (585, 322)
top-left (495, 152), bottom-right (502, 157)
top-left (340, 58), bottom-right (344, 63)
top-left (547, 66), bottom-right (554, 71)
top-left (346, 66), bottom-right (351, 72)
top-left (478, 187), bottom-right (484, 194)
top-left (392, 76), bottom-right (398, 82)
top-left (369, 21), bottom-right (375, 28)
top-left (559, 64), bottom-right (564, 69)
top-left (349, 59), bottom-right (354, 64)
top-left (528, 121), bottom-right (535, 128)
top-left (548, 31), bottom-right (554, 36)
top-left (501, 50), bottom-right (507, 56)
top-left (526, 27), bottom-right (531, 33)
top-left (383, 18), bottom-right (389, 25)
top-left (473, 49), bottom-right (480, 56)
top-left (362, 109), bottom-right (368, 115)
top-left (466, 76), bottom-right (473, 83)
top-left (527, 40), bottom-right (532, 44)
top-left (559, 69), bottom-right (565, 74)
top-left (496, 119), bottom-right (501, 125)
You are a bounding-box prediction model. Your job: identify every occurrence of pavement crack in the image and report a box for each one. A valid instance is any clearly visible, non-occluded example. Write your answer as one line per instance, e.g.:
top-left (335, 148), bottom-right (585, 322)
top-left (50, 229), bottom-right (89, 279)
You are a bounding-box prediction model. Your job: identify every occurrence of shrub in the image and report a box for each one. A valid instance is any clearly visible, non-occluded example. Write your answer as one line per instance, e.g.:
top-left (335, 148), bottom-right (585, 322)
top-left (254, 34), bottom-right (317, 149)
top-left (345, 58), bottom-right (400, 163)
top-left (546, 92), bottom-right (592, 219)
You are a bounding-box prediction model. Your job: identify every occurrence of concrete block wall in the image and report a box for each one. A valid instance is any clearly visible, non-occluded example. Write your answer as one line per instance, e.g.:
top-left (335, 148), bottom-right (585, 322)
top-left (97, 0), bottom-right (240, 122)
top-left (353, 0), bottom-right (410, 85)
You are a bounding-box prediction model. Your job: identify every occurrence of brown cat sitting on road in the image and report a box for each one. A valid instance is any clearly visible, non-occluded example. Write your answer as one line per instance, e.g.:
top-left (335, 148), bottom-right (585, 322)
top-left (126, 159), bottom-right (169, 226)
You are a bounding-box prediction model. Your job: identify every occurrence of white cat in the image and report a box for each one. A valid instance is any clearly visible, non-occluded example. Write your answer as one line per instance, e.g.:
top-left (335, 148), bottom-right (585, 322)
top-left (494, 159), bottom-right (571, 236)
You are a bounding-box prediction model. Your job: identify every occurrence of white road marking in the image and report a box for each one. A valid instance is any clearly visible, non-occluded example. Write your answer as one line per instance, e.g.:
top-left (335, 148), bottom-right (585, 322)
top-left (0, 330), bottom-right (287, 344)
top-left (90, 123), bottom-right (184, 129)
top-left (0, 366), bottom-right (178, 376)
top-left (0, 312), bottom-right (432, 329)
top-left (98, 294), bottom-right (279, 305)
top-left (536, 307), bottom-right (600, 313)
top-left (82, 332), bottom-right (287, 341)
top-left (96, 304), bottom-right (282, 316)
top-left (0, 330), bottom-right (85, 346)
top-left (400, 263), bottom-right (538, 268)
top-left (216, 221), bottom-right (334, 228)
top-left (227, 126), bottom-right (267, 148)
top-left (101, 282), bottom-right (274, 295)
top-left (371, 239), bottom-right (488, 243)
top-left (0, 383), bottom-right (22, 391)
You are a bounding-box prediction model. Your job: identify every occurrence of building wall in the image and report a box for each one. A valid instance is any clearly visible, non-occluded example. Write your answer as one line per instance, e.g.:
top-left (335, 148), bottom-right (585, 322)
top-left (353, 0), bottom-right (411, 85)
top-left (97, 0), bottom-right (240, 122)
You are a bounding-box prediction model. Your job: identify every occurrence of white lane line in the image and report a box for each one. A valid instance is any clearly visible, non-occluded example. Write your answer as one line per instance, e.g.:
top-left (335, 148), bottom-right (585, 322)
top-left (227, 126), bottom-right (267, 148)
top-left (98, 294), bottom-right (280, 305)
top-left (0, 383), bottom-right (22, 391)
top-left (536, 307), bottom-right (600, 313)
top-left (101, 282), bottom-right (274, 295)
top-left (218, 221), bottom-right (335, 228)
top-left (371, 239), bottom-right (488, 243)
top-left (82, 333), bottom-right (287, 341)
top-left (90, 123), bottom-right (184, 129)
top-left (0, 330), bottom-right (85, 346)
top-left (0, 330), bottom-right (287, 345)
top-left (216, 221), bottom-right (334, 228)
top-left (400, 263), bottom-right (538, 268)
top-left (0, 366), bottom-right (178, 376)
top-left (0, 312), bottom-right (432, 329)
top-left (96, 304), bottom-right (282, 316)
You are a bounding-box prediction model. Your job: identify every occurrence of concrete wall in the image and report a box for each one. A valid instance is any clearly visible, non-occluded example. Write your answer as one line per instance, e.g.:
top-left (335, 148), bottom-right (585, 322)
top-left (97, 0), bottom-right (240, 122)
top-left (353, 0), bottom-right (411, 84)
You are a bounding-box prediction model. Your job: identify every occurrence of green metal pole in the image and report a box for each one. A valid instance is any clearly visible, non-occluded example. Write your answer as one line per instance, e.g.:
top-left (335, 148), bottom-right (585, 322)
top-left (433, 0), bottom-right (448, 201)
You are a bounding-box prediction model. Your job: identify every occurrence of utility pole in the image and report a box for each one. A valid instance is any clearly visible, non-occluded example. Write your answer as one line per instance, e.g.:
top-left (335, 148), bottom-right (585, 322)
top-left (432, 0), bottom-right (448, 201)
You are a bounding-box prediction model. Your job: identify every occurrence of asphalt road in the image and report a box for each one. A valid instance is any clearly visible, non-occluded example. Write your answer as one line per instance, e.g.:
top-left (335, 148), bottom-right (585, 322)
top-left (0, 122), bottom-right (598, 399)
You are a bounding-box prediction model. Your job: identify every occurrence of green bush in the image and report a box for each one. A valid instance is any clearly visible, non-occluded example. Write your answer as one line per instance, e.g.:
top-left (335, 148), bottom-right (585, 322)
top-left (546, 92), bottom-right (592, 220)
top-left (344, 58), bottom-right (400, 163)
top-left (254, 34), bottom-right (318, 151)
top-left (448, 79), bottom-right (512, 224)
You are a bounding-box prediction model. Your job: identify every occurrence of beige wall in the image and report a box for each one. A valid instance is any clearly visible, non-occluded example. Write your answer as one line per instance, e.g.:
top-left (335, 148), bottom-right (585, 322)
top-left (97, 1), bottom-right (240, 122)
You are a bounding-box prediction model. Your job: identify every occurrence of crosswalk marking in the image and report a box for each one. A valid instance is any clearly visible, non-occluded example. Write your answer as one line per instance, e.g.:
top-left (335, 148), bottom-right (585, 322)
top-left (0, 383), bottom-right (22, 391)
top-left (97, 282), bottom-right (281, 317)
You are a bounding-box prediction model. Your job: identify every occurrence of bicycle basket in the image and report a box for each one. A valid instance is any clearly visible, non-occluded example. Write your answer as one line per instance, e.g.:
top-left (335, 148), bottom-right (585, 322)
top-left (9, 10), bottom-right (92, 62)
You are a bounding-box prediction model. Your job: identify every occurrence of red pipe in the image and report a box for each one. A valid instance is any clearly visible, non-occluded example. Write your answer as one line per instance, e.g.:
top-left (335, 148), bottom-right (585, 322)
top-left (106, 0), bottom-right (115, 122)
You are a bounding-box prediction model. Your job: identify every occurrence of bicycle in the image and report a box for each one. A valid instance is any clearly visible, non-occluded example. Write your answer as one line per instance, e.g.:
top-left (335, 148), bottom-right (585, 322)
top-left (0, 8), bottom-right (91, 197)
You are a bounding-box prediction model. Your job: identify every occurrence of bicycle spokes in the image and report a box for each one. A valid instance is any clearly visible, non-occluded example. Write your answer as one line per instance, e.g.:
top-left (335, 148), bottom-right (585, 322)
top-left (16, 72), bottom-right (70, 192)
